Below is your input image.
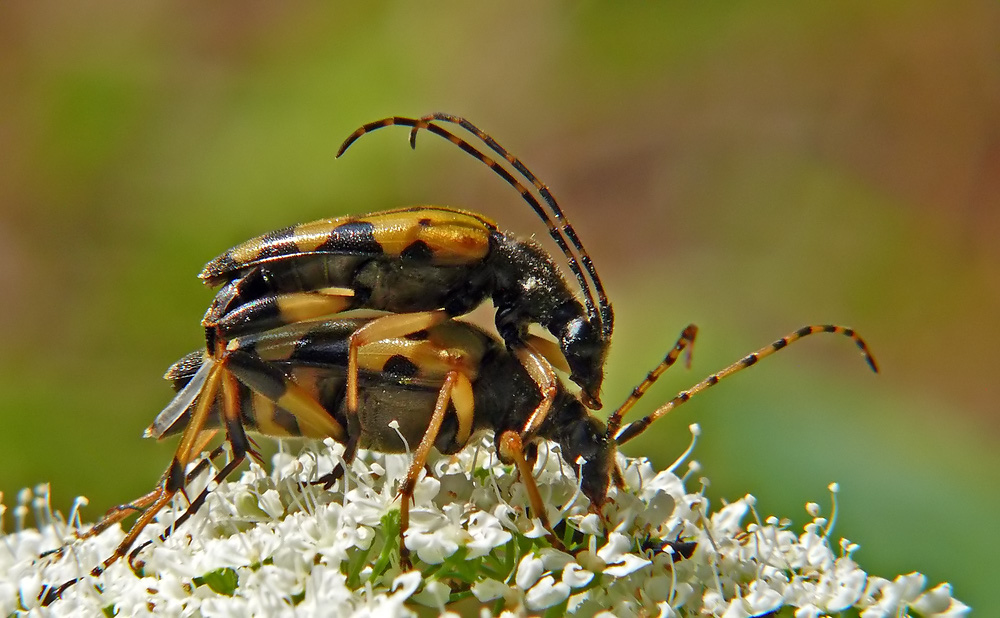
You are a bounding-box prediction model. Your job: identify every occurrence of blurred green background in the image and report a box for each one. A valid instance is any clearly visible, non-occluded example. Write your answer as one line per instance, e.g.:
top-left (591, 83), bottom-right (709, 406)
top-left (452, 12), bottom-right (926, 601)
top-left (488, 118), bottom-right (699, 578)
top-left (1, 1), bottom-right (997, 612)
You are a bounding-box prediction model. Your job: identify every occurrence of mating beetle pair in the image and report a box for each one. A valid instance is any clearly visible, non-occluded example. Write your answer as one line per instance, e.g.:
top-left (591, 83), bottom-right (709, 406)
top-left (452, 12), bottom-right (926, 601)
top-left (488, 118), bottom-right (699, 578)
top-left (43, 114), bottom-right (877, 603)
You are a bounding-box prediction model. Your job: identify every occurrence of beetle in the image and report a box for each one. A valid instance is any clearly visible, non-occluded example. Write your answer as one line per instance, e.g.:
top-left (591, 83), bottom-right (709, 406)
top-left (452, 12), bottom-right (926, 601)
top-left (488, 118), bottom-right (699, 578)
top-left (43, 312), bottom-right (877, 604)
top-left (200, 113), bottom-right (613, 433)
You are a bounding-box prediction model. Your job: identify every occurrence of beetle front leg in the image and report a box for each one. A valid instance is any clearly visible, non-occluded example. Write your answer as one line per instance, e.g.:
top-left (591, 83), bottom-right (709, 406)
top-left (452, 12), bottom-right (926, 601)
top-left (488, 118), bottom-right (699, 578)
top-left (497, 431), bottom-right (566, 552)
top-left (512, 343), bottom-right (559, 438)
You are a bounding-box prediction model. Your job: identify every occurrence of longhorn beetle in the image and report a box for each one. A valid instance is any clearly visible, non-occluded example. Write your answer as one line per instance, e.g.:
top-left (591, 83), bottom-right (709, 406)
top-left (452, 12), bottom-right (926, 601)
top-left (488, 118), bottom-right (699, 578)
top-left (199, 113), bottom-right (613, 446)
top-left (43, 313), bottom-right (877, 602)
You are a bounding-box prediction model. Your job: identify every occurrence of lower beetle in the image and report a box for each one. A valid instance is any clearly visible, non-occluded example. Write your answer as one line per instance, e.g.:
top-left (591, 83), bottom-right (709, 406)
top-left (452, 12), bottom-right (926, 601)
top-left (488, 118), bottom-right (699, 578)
top-left (42, 314), bottom-right (876, 603)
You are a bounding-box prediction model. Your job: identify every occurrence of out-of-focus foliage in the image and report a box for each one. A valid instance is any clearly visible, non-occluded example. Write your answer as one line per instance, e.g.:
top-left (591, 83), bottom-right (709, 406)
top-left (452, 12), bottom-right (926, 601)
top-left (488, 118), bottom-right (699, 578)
top-left (1, 1), bottom-right (996, 612)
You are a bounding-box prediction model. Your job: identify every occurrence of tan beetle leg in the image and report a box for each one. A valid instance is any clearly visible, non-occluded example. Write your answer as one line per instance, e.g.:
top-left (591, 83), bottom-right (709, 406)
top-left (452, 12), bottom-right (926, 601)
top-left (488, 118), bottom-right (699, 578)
top-left (398, 371), bottom-right (464, 569)
top-left (131, 356), bottom-right (355, 567)
top-left (523, 334), bottom-right (571, 374)
top-left (498, 431), bottom-right (565, 551)
top-left (78, 431), bottom-right (220, 543)
top-left (448, 369), bottom-right (475, 446)
top-left (85, 362), bottom-right (224, 580)
top-left (514, 343), bottom-right (558, 437)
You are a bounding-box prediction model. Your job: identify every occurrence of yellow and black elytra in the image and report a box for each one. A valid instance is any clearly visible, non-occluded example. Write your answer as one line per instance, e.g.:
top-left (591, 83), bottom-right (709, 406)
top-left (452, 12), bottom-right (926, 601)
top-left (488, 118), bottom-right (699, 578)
top-left (42, 314), bottom-right (877, 603)
top-left (200, 114), bottom-right (613, 423)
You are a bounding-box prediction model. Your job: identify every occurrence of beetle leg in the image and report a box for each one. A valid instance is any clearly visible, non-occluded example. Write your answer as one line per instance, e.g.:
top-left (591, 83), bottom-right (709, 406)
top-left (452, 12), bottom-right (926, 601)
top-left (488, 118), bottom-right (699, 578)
top-left (82, 362), bottom-right (224, 582)
top-left (613, 324), bottom-right (878, 445)
top-left (397, 371), bottom-right (469, 569)
top-left (448, 367), bottom-right (476, 446)
top-left (523, 334), bottom-right (571, 373)
top-left (128, 449), bottom-right (247, 571)
top-left (346, 310), bottom-right (448, 414)
top-left (54, 359), bottom-right (249, 597)
top-left (497, 431), bottom-right (565, 551)
top-left (130, 350), bottom-right (357, 569)
top-left (312, 433), bottom-right (359, 489)
top-left (77, 432), bottom-right (221, 543)
top-left (218, 368), bottom-right (263, 467)
top-left (513, 343), bottom-right (558, 437)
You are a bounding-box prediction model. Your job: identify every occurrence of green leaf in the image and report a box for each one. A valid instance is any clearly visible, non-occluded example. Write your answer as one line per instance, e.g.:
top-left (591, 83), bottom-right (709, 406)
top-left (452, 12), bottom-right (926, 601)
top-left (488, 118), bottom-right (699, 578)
top-left (193, 567), bottom-right (239, 596)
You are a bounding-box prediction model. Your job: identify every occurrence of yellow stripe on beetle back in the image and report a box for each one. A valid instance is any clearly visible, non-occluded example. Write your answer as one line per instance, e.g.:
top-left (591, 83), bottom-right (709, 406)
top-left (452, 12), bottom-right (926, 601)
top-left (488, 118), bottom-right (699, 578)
top-left (364, 208), bottom-right (493, 265)
top-left (228, 237), bottom-right (272, 269)
top-left (373, 205), bottom-right (498, 228)
top-left (224, 214), bottom-right (353, 264)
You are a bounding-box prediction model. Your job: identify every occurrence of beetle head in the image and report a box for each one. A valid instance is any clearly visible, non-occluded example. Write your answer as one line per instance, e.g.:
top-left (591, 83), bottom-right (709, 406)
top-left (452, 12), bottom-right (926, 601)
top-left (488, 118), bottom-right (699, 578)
top-left (560, 314), bottom-right (609, 410)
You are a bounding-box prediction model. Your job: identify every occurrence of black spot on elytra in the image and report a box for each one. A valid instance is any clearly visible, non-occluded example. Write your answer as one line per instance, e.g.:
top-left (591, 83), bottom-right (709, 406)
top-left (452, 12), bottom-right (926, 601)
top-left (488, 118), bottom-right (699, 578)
top-left (400, 240), bottom-right (433, 261)
top-left (384, 354), bottom-right (419, 378)
top-left (318, 221), bottom-right (383, 255)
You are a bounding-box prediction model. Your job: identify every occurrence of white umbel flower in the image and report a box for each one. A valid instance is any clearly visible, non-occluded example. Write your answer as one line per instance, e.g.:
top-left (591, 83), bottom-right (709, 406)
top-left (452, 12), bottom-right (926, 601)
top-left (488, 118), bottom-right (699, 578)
top-left (0, 432), bottom-right (969, 616)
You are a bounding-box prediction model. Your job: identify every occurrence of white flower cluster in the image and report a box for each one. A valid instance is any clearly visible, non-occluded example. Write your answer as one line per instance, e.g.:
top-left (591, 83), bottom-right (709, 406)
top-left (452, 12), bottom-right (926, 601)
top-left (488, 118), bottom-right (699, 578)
top-left (1, 427), bottom-right (969, 617)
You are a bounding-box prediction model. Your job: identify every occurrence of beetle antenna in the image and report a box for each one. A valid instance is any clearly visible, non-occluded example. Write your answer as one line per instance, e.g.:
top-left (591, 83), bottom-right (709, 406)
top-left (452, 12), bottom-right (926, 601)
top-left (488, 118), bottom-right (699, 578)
top-left (611, 324), bottom-right (879, 445)
top-left (606, 324), bottom-right (697, 438)
top-left (337, 115), bottom-right (608, 338)
top-left (414, 113), bottom-right (613, 340)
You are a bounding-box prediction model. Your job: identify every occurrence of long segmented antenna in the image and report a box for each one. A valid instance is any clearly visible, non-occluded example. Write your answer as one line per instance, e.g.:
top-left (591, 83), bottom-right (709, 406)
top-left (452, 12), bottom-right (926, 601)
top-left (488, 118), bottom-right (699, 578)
top-left (413, 113), bottom-right (613, 340)
top-left (337, 115), bottom-right (609, 339)
top-left (611, 324), bottom-right (879, 445)
top-left (605, 324), bottom-right (698, 438)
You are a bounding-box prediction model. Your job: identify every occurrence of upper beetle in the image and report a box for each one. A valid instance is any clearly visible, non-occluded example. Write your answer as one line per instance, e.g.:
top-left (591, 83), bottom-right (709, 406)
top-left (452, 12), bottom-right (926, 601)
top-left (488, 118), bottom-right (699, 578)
top-left (199, 113), bottom-right (614, 415)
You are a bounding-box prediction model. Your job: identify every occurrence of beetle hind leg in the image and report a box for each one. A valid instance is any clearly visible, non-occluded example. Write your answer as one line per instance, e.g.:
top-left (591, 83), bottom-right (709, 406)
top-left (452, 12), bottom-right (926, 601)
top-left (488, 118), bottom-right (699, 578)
top-left (76, 433), bottom-right (222, 544)
top-left (395, 370), bottom-right (473, 569)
